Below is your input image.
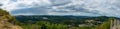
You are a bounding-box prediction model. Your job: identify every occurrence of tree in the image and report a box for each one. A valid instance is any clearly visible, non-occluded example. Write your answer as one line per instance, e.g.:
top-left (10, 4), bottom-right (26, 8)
top-left (41, 24), bottom-right (47, 29)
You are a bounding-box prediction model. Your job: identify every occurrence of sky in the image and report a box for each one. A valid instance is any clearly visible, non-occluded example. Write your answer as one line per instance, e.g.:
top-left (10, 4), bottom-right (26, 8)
top-left (0, 0), bottom-right (120, 17)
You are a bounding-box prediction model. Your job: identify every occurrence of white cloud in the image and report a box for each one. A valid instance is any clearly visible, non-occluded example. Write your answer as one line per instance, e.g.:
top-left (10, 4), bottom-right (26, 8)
top-left (0, 0), bottom-right (51, 11)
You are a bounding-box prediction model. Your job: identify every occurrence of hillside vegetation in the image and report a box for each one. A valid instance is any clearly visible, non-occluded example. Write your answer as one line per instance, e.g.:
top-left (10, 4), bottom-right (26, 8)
top-left (15, 15), bottom-right (115, 29)
top-left (0, 9), bottom-right (22, 29)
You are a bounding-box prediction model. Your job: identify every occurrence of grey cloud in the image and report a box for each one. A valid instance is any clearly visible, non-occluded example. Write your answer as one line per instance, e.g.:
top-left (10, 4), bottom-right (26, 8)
top-left (10, 6), bottom-right (50, 15)
top-left (1, 0), bottom-right (120, 17)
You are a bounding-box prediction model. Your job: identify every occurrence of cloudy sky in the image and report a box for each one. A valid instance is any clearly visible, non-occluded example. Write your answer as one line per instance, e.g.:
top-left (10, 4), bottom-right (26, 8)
top-left (0, 0), bottom-right (120, 17)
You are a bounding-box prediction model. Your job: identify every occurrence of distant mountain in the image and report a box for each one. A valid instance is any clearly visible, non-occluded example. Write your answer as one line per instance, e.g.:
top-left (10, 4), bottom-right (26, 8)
top-left (14, 15), bottom-right (119, 24)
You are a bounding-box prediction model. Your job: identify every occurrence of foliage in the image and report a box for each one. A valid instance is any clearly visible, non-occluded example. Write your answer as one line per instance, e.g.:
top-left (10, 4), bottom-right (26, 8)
top-left (10, 14), bottom-right (118, 29)
top-left (0, 8), bottom-right (9, 15)
top-left (95, 18), bottom-right (112, 29)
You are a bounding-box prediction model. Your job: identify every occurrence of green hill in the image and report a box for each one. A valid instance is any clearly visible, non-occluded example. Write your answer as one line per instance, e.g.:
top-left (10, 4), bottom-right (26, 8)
top-left (14, 15), bottom-right (116, 29)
